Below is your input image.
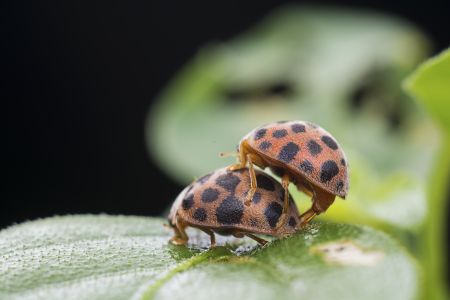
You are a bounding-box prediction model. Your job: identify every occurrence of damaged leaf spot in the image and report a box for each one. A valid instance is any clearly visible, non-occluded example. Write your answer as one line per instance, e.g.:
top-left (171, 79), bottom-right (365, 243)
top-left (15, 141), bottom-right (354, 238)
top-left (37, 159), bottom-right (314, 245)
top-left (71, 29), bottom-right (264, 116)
top-left (311, 241), bottom-right (384, 266)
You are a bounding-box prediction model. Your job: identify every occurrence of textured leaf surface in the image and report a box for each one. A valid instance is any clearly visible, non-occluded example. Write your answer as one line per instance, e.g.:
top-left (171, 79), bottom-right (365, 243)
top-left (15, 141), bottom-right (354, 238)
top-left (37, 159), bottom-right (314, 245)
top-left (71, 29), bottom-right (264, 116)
top-left (0, 215), bottom-right (419, 300)
top-left (146, 6), bottom-right (435, 231)
top-left (0, 216), bottom-right (198, 300)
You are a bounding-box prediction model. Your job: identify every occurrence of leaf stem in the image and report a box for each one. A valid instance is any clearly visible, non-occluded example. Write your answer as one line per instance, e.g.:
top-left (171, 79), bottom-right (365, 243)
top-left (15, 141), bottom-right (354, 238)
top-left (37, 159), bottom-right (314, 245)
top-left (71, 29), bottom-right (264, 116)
top-left (423, 136), bottom-right (450, 300)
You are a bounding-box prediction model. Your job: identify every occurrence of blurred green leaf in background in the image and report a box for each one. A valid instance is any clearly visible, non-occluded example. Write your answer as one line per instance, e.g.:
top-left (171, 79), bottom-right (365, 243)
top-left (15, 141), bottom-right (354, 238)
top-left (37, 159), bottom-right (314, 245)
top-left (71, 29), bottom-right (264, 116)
top-left (404, 48), bottom-right (450, 300)
top-left (404, 49), bottom-right (450, 134)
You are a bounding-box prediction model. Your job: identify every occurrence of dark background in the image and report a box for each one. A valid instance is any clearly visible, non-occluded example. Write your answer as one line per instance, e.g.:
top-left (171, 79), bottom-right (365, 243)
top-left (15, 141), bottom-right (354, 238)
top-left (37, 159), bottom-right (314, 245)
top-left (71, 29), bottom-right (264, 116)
top-left (2, 0), bottom-right (449, 228)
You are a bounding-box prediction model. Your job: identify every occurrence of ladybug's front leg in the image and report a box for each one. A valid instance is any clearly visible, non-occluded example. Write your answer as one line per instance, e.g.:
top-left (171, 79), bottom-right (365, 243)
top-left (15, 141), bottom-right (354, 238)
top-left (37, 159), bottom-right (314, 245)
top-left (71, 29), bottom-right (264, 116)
top-left (275, 174), bottom-right (291, 230)
top-left (244, 154), bottom-right (258, 206)
top-left (227, 145), bottom-right (248, 171)
top-left (169, 216), bottom-right (189, 245)
top-left (227, 144), bottom-right (259, 205)
top-left (299, 188), bottom-right (335, 228)
top-left (245, 233), bottom-right (268, 246)
top-left (199, 228), bottom-right (216, 248)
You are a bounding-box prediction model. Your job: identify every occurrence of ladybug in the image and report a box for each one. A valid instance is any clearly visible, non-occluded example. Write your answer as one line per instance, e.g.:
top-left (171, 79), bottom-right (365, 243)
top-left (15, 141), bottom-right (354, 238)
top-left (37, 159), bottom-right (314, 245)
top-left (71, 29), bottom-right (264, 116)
top-left (229, 120), bottom-right (349, 228)
top-left (168, 167), bottom-right (301, 247)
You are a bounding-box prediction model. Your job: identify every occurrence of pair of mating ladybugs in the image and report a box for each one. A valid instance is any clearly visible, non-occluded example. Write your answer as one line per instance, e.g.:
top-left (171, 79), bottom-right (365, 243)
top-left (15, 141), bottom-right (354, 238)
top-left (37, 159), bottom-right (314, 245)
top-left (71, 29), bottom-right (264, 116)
top-left (168, 121), bottom-right (349, 246)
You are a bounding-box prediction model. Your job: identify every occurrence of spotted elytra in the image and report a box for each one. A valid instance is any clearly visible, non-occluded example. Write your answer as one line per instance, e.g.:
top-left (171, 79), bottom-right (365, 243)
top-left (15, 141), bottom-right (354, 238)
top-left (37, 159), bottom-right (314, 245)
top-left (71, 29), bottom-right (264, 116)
top-left (168, 167), bottom-right (301, 247)
top-left (228, 120), bottom-right (349, 228)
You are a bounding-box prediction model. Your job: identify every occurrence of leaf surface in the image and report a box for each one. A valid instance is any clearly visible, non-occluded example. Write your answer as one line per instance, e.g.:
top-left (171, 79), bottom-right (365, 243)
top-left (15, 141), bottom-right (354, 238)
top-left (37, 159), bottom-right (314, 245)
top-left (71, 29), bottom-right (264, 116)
top-left (0, 215), bottom-right (419, 300)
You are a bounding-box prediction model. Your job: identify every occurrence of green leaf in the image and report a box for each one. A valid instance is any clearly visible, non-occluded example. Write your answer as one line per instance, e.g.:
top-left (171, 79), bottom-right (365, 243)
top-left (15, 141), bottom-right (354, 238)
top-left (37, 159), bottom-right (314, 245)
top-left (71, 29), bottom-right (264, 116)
top-left (146, 5), bottom-right (435, 232)
top-left (404, 48), bottom-right (450, 134)
top-left (1, 215), bottom-right (419, 300)
top-left (0, 215), bottom-right (198, 300)
top-left (404, 49), bottom-right (450, 300)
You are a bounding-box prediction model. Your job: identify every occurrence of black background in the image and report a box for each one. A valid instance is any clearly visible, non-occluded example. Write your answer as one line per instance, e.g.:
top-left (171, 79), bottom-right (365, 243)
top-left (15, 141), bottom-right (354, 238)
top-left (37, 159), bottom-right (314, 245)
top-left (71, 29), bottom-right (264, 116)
top-left (2, 0), bottom-right (449, 228)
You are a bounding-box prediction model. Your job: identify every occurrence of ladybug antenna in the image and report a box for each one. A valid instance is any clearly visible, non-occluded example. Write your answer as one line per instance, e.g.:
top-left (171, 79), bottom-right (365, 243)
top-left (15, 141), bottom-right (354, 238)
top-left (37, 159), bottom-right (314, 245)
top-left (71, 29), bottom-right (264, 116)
top-left (219, 151), bottom-right (238, 158)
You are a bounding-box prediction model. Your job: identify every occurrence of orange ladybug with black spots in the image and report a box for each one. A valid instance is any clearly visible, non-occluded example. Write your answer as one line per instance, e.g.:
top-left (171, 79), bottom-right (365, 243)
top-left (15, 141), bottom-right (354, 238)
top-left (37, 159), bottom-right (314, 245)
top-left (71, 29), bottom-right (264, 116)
top-left (229, 120), bottom-right (349, 228)
top-left (168, 167), bottom-right (301, 247)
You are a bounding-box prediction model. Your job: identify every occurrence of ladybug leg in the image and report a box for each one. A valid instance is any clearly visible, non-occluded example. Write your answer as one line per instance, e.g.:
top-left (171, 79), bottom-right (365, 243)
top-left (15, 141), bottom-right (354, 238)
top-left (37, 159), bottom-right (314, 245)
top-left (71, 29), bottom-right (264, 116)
top-left (299, 188), bottom-right (335, 228)
top-left (219, 151), bottom-right (238, 158)
top-left (275, 174), bottom-right (291, 230)
top-left (200, 228), bottom-right (216, 248)
top-left (299, 209), bottom-right (316, 228)
top-left (244, 154), bottom-right (257, 206)
top-left (169, 216), bottom-right (189, 245)
top-left (228, 146), bottom-right (248, 171)
top-left (232, 232), bottom-right (244, 238)
top-left (245, 233), bottom-right (268, 246)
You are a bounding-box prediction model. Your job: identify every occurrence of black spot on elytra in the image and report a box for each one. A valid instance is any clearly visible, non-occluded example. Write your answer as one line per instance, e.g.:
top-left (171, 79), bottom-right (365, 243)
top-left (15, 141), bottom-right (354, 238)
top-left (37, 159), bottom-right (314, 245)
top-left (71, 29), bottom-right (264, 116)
top-left (254, 128), bottom-right (267, 140)
top-left (278, 142), bottom-right (299, 163)
top-left (252, 192), bottom-right (262, 204)
top-left (341, 158), bottom-right (346, 166)
top-left (256, 174), bottom-right (276, 191)
top-left (273, 129), bottom-right (288, 138)
top-left (216, 196), bottom-right (244, 225)
top-left (264, 202), bottom-right (282, 228)
top-left (307, 140), bottom-right (322, 156)
top-left (216, 173), bottom-right (241, 192)
top-left (201, 188), bottom-right (219, 203)
top-left (259, 141), bottom-right (272, 151)
top-left (299, 160), bottom-right (314, 174)
top-left (270, 166), bottom-right (285, 178)
top-left (320, 160), bottom-right (339, 182)
top-left (336, 181), bottom-right (344, 191)
top-left (197, 173), bottom-right (212, 184)
top-left (193, 208), bottom-right (207, 221)
top-left (288, 217), bottom-right (297, 227)
top-left (291, 123), bottom-right (306, 133)
top-left (321, 136), bottom-right (338, 150)
top-left (182, 194), bottom-right (194, 210)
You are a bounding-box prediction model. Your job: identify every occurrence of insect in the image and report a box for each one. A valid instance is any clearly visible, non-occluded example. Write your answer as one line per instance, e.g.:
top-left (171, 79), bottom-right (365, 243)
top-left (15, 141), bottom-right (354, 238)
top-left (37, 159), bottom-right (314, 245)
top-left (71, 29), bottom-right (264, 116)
top-left (168, 167), bottom-right (301, 247)
top-left (229, 120), bottom-right (349, 228)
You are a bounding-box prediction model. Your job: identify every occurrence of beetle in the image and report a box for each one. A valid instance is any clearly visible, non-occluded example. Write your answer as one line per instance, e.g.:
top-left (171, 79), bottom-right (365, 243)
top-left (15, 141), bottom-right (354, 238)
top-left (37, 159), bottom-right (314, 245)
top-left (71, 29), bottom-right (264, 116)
top-left (228, 120), bottom-right (349, 228)
top-left (168, 167), bottom-right (301, 247)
